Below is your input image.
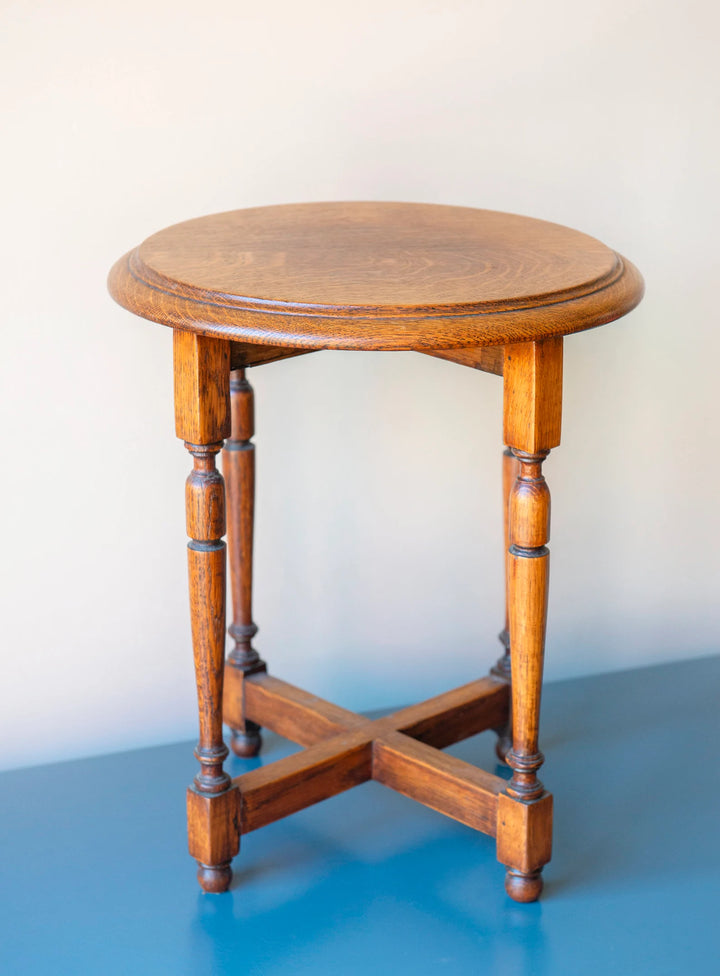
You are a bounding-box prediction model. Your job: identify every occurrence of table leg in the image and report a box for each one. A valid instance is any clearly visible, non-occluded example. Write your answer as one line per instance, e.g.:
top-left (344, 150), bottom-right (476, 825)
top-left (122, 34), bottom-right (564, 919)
top-left (491, 445), bottom-right (518, 761)
top-left (223, 368), bottom-right (266, 757)
top-left (503, 447), bottom-right (551, 901)
top-left (174, 332), bottom-right (239, 893)
top-left (496, 337), bottom-right (562, 902)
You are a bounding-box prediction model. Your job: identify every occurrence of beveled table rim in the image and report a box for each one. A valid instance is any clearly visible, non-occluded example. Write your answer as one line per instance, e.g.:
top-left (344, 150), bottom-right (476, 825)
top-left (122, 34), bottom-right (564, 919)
top-left (108, 202), bottom-right (644, 351)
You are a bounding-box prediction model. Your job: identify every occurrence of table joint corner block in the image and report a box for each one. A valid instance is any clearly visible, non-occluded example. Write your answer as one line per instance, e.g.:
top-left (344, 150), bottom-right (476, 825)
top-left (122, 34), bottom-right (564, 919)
top-left (186, 783), bottom-right (241, 867)
top-left (496, 789), bottom-right (553, 875)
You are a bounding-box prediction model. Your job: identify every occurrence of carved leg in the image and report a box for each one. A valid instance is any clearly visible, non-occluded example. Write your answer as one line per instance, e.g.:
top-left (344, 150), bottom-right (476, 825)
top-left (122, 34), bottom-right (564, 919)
top-left (503, 447), bottom-right (551, 901)
top-left (496, 338), bottom-right (561, 903)
top-left (491, 446), bottom-right (519, 762)
top-left (174, 332), bottom-right (239, 893)
top-left (223, 369), bottom-right (266, 757)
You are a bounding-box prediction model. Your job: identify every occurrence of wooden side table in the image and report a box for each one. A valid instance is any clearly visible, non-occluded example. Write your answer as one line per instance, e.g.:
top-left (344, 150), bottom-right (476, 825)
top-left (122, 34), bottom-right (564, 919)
top-left (108, 202), bottom-right (643, 902)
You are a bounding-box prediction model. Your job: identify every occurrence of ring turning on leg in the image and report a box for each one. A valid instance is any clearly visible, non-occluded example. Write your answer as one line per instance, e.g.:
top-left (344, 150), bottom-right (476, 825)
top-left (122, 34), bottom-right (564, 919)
top-left (174, 332), bottom-right (240, 893)
top-left (223, 369), bottom-right (266, 758)
top-left (491, 446), bottom-right (519, 763)
top-left (496, 337), bottom-right (562, 902)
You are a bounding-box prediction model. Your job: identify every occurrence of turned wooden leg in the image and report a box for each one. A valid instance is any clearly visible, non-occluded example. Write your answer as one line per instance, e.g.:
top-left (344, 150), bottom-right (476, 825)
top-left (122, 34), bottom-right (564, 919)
top-left (223, 369), bottom-right (266, 758)
top-left (496, 337), bottom-right (562, 903)
top-left (503, 447), bottom-right (551, 902)
top-left (174, 331), bottom-right (239, 893)
top-left (491, 446), bottom-right (519, 762)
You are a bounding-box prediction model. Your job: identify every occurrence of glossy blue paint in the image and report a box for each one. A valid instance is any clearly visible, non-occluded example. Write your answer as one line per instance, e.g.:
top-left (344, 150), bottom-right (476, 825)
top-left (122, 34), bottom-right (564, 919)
top-left (1, 656), bottom-right (718, 975)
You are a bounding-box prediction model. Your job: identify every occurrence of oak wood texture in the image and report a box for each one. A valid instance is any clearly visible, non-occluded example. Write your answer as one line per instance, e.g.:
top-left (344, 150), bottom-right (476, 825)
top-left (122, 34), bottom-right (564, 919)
top-left (500, 440), bottom-right (554, 898)
top-left (386, 676), bottom-right (509, 748)
top-left (109, 200), bottom-right (644, 905)
top-left (223, 369), bottom-right (265, 757)
top-left (224, 671), bottom-right (364, 748)
top-left (490, 446), bottom-right (519, 762)
top-left (173, 331), bottom-right (230, 444)
top-left (229, 341), bottom-right (311, 371)
top-left (224, 667), bottom-right (548, 892)
top-left (237, 731), bottom-right (374, 834)
top-left (174, 335), bottom-right (235, 892)
top-left (498, 446), bottom-right (519, 671)
top-left (498, 336), bottom-right (560, 897)
top-left (496, 792), bottom-right (554, 902)
top-left (224, 670), bottom-right (509, 751)
top-left (108, 202), bottom-right (643, 351)
top-left (423, 345), bottom-right (504, 375)
top-left (503, 338), bottom-right (563, 453)
top-left (373, 733), bottom-right (503, 837)
top-left (223, 670), bottom-right (510, 837)
top-left (186, 786), bottom-right (240, 893)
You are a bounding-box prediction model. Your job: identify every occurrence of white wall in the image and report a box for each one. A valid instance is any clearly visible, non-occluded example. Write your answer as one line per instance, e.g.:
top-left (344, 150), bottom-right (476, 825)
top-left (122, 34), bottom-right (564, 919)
top-left (2, 0), bottom-right (718, 771)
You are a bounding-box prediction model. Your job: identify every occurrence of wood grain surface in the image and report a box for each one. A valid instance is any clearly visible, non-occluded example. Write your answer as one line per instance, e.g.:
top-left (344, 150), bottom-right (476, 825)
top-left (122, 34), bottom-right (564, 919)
top-left (108, 202), bottom-right (644, 350)
top-left (225, 671), bottom-right (511, 838)
top-left (114, 202), bottom-right (644, 903)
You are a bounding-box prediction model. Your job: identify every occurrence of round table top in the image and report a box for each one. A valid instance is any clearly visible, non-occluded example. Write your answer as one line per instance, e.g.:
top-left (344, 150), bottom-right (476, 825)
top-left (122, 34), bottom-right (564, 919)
top-left (108, 202), bottom-right (643, 351)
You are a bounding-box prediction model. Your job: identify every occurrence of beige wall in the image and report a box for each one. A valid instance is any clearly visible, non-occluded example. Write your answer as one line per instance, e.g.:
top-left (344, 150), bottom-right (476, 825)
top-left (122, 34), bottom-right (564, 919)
top-left (2, 0), bottom-right (718, 770)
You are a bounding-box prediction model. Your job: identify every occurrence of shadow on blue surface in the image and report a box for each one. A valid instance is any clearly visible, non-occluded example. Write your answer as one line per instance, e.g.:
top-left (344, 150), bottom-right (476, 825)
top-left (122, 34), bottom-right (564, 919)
top-left (1, 656), bottom-right (718, 975)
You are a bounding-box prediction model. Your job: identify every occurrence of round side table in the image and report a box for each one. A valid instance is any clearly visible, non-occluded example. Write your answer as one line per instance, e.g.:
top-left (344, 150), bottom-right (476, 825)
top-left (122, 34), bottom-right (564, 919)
top-left (108, 202), bottom-right (643, 902)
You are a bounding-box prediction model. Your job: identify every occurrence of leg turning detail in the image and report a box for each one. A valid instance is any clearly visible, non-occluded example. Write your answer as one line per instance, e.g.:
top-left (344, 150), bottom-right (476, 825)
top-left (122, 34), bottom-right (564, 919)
top-left (223, 369), bottom-right (266, 758)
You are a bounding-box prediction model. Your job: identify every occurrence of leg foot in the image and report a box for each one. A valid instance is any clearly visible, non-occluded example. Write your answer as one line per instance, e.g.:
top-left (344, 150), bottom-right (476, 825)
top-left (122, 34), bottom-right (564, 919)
top-left (197, 861), bottom-right (233, 893)
top-left (505, 868), bottom-right (544, 903)
top-left (230, 721), bottom-right (262, 758)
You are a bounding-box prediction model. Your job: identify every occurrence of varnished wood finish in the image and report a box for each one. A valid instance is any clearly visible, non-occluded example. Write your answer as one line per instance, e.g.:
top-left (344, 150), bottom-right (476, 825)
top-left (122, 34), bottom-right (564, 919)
top-left (229, 340), bottom-right (312, 371)
top-left (236, 729), bottom-right (374, 833)
top-left (505, 449), bottom-right (550, 805)
top-left (224, 661), bottom-right (538, 896)
top-left (108, 202), bottom-right (644, 350)
top-left (500, 447), bottom-right (519, 666)
top-left (174, 334), bottom-right (237, 893)
top-left (423, 345), bottom-right (504, 376)
top-left (495, 446), bottom-right (518, 677)
top-left (491, 446), bottom-right (519, 761)
top-left (386, 676), bottom-right (509, 748)
top-left (185, 449), bottom-right (228, 796)
top-left (225, 369), bottom-right (260, 671)
top-left (186, 787), bottom-right (240, 894)
top-left (496, 792), bottom-right (554, 903)
top-left (227, 671), bottom-right (510, 836)
top-left (223, 369), bottom-right (265, 758)
top-left (224, 669), bottom-right (509, 752)
top-left (225, 672), bottom-right (364, 747)
top-left (109, 201), bottom-right (644, 904)
top-left (498, 336), bottom-right (561, 900)
top-left (503, 338), bottom-right (563, 453)
top-left (173, 331), bottom-right (230, 444)
top-left (373, 732), bottom-right (503, 837)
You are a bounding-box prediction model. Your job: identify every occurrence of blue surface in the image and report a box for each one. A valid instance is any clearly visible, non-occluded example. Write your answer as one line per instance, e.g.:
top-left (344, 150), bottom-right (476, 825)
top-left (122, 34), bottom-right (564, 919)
top-left (1, 656), bottom-right (718, 975)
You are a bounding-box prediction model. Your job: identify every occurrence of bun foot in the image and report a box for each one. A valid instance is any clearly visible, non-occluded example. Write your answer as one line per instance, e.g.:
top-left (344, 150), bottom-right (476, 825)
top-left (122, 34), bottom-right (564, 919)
top-left (197, 861), bottom-right (233, 893)
top-left (230, 723), bottom-right (262, 758)
top-left (505, 868), bottom-right (544, 903)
